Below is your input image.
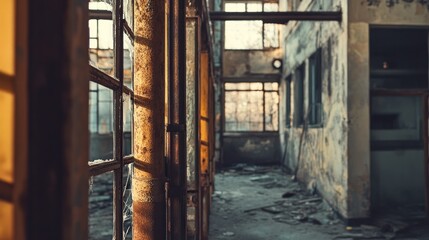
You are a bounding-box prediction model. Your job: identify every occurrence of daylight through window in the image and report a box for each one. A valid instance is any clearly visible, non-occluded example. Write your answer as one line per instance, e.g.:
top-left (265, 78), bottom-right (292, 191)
top-left (224, 82), bottom-right (279, 131)
top-left (224, 1), bottom-right (279, 50)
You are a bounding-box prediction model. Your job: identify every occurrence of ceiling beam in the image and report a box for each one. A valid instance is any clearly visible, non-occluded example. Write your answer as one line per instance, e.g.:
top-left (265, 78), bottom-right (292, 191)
top-left (209, 11), bottom-right (342, 24)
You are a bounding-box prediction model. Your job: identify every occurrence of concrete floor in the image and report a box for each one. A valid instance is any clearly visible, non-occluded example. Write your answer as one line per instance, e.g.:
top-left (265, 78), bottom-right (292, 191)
top-left (208, 165), bottom-right (429, 240)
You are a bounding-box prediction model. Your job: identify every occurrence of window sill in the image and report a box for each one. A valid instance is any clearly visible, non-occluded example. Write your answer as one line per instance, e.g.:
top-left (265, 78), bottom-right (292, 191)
top-left (308, 123), bottom-right (323, 129)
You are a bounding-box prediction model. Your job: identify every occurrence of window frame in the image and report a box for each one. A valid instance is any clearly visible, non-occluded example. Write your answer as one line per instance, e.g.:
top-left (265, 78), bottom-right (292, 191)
top-left (223, 0), bottom-right (280, 50)
top-left (88, 0), bottom-right (135, 239)
top-left (223, 81), bottom-right (279, 133)
top-left (294, 64), bottom-right (305, 127)
top-left (285, 75), bottom-right (292, 128)
top-left (308, 49), bottom-right (323, 127)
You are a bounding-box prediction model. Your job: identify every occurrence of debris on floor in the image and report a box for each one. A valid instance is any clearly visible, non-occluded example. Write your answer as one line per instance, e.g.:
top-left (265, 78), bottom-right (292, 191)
top-left (209, 164), bottom-right (429, 240)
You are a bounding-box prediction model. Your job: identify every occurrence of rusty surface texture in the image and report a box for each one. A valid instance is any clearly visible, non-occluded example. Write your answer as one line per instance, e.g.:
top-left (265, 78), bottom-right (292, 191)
top-left (133, 0), bottom-right (166, 239)
top-left (168, 0), bottom-right (188, 239)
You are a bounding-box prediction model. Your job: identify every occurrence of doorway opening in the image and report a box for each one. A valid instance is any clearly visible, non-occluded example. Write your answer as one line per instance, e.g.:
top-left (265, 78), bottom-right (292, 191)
top-left (370, 27), bottom-right (429, 218)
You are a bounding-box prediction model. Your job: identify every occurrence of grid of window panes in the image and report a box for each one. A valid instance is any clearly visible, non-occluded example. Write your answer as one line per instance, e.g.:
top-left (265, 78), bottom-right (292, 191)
top-left (224, 82), bottom-right (279, 131)
top-left (88, 0), bottom-right (134, 239)
top-left (224, 1), bottom-right (279, 50)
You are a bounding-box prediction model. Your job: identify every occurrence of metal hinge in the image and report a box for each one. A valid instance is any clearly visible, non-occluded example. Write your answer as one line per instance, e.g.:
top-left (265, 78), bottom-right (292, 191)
top-left (166, 123), bottom-right (185, 133)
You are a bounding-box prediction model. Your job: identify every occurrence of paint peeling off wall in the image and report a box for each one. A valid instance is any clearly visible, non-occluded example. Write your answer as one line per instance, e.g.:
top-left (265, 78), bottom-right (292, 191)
top-left (280, 0), bottom-right (349, 218)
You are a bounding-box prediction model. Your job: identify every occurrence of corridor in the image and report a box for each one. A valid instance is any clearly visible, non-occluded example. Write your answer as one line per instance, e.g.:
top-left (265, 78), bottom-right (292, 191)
top-left (1, 0), bottom-right (429, 239)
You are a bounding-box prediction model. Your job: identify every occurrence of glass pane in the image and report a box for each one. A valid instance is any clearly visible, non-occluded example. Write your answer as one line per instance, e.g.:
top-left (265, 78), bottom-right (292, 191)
top-left (225, 20), bottom-right (263, 50)
top-left (123, 0), bottom-right (134, 29)
top-left (123, 93), bottom-right (133, 156)
top-left (225, 91), bottom-right (263, 131)
top-left (123, 164), bottom-right (133, 239)
top-left (250, 82), bottom-right (263, 90)
top-left (89, 0), bottom-right (113, 11)
top-left (225, 3), bottom-right (245, 12)
top-left (264, 3), bottom-right (278, 12)
top-left (123, 33), bottom-right (134, 90)
top-left (89, 19), bottom-right (98, 38)
top-left (264, 82), bottom-right (278, 90)
top-left (264, 91), bottom-right (279, 131)
top-left (247, 2), bottom-right (262, 12)
top-left (264, 23), bottom-right (279, 48)
top-left (89, 171), bottom-right (114, 240)
top-left (89, 15), bottom-right (114, 76)
top-left (225, 82), bottom-right (263, 90)
top-left (89, 82), bottom-right (114, 163)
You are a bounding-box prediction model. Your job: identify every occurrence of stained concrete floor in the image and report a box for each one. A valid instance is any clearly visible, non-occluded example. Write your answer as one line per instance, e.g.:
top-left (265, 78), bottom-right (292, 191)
top-left (208, 165), bottom-right (429, 240)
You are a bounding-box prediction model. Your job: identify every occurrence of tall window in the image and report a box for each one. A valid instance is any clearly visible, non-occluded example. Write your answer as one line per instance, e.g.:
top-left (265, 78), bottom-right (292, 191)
top-left (224, 1), bottom-right (279, 50)
top-left (309, 49), bottom-right (322, 126)
top-left (294, 64), bottom-right (305, 126)
top-left (285, 76), bottom-right (291, 127)
top-left (88, 0), bottom-right (134, 239)
top-left (224, 82), bottom-right (279, 131)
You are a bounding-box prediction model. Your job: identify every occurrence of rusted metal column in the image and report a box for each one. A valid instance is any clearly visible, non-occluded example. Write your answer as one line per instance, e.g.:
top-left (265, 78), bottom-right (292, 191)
top-left (168, 0), bottom-right (187, 239)
top-left (133, 0), bottom-right (166, 239)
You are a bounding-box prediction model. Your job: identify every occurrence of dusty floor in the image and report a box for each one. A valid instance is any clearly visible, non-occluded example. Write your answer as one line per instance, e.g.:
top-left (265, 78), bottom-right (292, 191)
top-left (208, 165), bottom-right (429, 240)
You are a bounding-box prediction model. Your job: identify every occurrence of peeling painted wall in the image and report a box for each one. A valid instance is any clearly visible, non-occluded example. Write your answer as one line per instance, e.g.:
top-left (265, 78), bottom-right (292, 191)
top-left (347, 0), bottom-right (429, 219)
top-left (281, 0), bottom-right (429, 220)
top-left (279, 0), bottom-right (350, 218)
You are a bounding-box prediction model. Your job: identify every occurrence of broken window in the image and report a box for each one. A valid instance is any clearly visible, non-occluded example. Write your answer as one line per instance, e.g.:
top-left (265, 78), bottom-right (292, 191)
top-left (224, 1), bottom-right (279, 50)
top-left (294, 64), bottom-right (305, 126)
top-left (308, 49), bottom-right (322, 126)
top-left (88, 0), bottom-right (135, 239)
top-left (224, 82), bottom-right (279, 131)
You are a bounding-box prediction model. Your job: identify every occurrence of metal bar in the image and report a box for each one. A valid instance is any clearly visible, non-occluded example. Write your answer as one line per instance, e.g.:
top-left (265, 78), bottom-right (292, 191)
top-left (209, 11), bottom-right (342, 24)
top-left (123, 155), bottom-right (134, 165)
top-left (89, 9), bottom-right (112, 20)
top-left (168, 0), bottom-right (188, 238)
top-left (371, 89), bottom-right (429, 96)
top-left (113, 0), bottom-right (124, 238)
top-left (123, 85), bottom-right (133, 95)
top-left (195, 16), bottom-right (202, 240)
top-left (123, 19), bottom-right (135, 41)
top-left (89, 161), bottom-right (121, 176)
top-left (90, 66), bottom-right (121, 90)
top-left (14, 0), bottom-right (29, 238)
top-left (422, 97), bottom-right (429, 212)
top-left (222, 76), bottom-right (281, 82)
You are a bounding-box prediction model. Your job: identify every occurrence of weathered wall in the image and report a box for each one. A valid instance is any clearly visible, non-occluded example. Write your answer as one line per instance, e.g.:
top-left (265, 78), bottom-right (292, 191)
top-left (223, 133), bottom-right (280, 166)
top-left (347, 0), bottom-right (429, 219)
top-left (280, 0), bottom-right (349, 217)
top-left (223, 49), bottom-right (283, 77)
